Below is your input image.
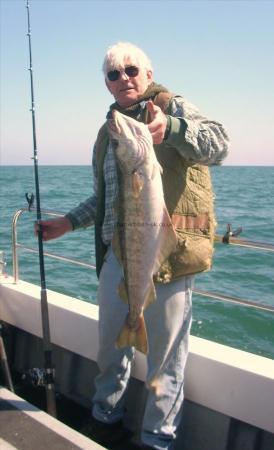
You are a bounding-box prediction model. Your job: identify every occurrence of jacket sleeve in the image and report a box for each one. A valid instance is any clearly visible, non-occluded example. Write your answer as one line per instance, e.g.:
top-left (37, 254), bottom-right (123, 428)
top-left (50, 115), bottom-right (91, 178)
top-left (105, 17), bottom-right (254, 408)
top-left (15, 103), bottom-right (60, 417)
top-left (65, 147), bottom-right (97, 230)
top-left (165, 96), bottom-right (229, 165)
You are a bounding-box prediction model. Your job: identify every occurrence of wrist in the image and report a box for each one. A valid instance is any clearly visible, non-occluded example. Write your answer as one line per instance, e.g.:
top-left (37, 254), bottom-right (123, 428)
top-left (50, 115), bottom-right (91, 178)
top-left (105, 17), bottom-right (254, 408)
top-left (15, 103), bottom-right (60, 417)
top-left (163, 115), bottom-right (171, 140)
top-left (64, 214), bottom-right (75, 231)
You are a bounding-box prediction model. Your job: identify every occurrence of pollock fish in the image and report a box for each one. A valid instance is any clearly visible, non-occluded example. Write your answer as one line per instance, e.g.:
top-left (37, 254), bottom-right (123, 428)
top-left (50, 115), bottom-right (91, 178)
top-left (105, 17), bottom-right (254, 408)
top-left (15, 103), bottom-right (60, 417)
top-left (107, 110), bottom-right (177, 354)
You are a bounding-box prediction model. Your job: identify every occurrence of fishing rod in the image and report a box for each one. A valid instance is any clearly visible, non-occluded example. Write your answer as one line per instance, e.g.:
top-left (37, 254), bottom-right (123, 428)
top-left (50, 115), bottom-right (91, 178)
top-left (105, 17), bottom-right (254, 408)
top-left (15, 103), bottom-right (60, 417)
top-left (25, 0), bottom-right (57, 417)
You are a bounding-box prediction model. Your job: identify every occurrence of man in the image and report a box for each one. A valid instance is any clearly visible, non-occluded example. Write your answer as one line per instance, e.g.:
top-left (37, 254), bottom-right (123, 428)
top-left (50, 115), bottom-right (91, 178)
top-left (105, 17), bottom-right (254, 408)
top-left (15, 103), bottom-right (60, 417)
top-left (40, 42), bottom-right (229, 450)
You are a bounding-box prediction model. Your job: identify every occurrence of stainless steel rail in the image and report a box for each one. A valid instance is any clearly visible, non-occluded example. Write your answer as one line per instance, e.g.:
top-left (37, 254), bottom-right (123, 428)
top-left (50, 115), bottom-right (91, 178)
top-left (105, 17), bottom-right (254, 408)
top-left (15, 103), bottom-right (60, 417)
top-left (12, 208), bottom-right (274, 313)
top-left (193, 289), bottom-right (274, 313)
top-left (12, 207), bottom-right (65, 283)
top-left (214, 235), bottom-right (274, 252)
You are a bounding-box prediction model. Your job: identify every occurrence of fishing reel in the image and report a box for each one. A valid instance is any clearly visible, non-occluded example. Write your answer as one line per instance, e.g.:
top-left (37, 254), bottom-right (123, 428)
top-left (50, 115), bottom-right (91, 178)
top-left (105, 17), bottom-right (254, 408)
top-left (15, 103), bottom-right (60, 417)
top-left (22, 368), bottom-right (54, 388)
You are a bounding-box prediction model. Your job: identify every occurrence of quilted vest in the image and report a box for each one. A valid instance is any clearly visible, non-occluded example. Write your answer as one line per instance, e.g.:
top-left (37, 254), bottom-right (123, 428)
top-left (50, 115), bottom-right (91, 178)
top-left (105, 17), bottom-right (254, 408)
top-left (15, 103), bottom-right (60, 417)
top-left (94, 92), bottom-right (216, 281)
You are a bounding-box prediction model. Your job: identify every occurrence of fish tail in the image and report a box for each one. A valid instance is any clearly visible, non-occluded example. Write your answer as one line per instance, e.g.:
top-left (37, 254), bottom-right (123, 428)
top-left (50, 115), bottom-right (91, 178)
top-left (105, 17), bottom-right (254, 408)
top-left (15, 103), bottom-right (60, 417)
top-left (116, 314), bottom-right (148, 355)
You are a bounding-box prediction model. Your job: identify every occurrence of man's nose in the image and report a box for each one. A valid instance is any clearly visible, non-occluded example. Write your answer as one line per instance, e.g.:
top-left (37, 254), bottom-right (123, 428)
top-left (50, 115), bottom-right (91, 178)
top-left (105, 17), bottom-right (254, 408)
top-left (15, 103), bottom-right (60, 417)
top-left (120, 70), bottom-right (129, 81)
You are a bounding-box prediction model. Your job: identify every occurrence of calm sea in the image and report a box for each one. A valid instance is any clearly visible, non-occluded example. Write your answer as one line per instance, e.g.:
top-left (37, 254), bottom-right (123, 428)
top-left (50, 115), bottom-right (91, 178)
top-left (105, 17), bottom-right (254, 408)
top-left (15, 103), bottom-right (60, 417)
top-left (1, 165), bottom-right (274, 359)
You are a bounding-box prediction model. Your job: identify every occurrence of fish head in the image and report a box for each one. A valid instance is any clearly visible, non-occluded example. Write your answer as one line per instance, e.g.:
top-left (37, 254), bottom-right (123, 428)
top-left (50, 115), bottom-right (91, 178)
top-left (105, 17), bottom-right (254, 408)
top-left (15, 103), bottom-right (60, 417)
top-left (107, 110), bottom-right (153, 173)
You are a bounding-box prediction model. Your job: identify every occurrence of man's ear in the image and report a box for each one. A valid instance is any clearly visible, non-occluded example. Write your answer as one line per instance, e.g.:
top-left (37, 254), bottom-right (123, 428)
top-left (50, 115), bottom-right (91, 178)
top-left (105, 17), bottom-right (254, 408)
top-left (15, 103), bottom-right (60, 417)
top-left (147, 70), bottom-right (153, 84)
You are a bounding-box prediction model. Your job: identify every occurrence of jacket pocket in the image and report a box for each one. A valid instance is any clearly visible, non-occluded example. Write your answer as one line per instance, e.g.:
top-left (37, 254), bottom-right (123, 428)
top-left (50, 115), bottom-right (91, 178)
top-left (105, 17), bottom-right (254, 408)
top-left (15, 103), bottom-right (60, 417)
top-left (171, 229), bottom-right (213, 277)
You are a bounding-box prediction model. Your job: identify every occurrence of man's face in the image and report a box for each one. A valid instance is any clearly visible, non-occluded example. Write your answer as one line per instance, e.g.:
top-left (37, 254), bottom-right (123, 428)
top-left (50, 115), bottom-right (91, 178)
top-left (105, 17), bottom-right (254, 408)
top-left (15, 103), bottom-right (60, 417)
top-left (105, 61), bottom-right (153, 108)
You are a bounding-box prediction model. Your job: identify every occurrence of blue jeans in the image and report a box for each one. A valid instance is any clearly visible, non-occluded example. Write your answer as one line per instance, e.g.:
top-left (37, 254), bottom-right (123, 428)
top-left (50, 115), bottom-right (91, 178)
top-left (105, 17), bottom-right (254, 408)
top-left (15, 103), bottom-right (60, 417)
top-left (92, 247), bottom-right (193, 450)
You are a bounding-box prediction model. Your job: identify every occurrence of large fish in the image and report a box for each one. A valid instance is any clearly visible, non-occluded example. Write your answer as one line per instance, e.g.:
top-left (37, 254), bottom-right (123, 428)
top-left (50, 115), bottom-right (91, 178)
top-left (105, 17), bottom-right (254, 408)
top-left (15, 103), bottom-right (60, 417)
top-left (107, 109), bottom-right (177, 354)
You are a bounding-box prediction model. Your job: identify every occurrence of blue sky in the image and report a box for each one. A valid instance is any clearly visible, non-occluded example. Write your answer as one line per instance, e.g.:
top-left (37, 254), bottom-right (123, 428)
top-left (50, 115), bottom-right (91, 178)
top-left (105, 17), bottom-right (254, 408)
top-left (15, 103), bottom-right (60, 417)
top-left (1, 0), bottom-right (274, 165)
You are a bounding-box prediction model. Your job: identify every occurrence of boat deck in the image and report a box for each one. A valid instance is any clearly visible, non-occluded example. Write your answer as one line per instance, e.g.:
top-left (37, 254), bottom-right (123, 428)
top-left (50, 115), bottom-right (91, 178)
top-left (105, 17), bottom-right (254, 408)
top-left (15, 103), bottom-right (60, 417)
top-left (0, 384), bottom-right (144, 450)
top-left (0, 387), bottom-right (106, 450)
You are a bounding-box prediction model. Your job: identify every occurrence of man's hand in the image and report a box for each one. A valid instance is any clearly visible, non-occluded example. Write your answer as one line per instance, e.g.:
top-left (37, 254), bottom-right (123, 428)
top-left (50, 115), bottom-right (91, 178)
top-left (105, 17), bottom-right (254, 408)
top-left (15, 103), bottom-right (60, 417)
top-left (147, 100), bottom-right (168, 144)
top-left (34, 216), bottom-right (73, 241)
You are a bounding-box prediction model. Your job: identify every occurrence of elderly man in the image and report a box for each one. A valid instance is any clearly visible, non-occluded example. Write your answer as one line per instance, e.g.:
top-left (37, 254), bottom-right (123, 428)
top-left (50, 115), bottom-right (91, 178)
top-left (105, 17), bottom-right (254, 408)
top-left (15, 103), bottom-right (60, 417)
top-left (40, 42), bottom-right (229, 450)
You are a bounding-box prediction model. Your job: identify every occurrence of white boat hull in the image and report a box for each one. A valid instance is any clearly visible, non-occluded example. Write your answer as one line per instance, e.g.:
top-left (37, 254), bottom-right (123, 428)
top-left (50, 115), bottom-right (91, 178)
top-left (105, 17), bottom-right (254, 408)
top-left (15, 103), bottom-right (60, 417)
top-left (1, 275), bottom-right (274, 449)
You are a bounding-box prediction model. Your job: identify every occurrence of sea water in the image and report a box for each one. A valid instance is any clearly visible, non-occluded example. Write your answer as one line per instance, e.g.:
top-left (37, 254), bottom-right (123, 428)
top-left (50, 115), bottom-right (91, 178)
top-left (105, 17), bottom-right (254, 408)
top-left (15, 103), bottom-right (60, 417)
top-left (1, 165), bottom-right (274, 359)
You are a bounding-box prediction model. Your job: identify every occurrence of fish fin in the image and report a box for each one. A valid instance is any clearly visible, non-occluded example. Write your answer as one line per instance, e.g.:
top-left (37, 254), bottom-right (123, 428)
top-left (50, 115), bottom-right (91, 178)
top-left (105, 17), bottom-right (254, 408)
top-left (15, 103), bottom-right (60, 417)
top-left (162, 204), bottom-right (175, 229)
top-left (144, 279), bottom-right (156, 308)
top-left (151, 205), bottom-right (178, 276)
top-left (151, 161), bottom-right (163, 179)
top-left (135, 315), bottom-right (149, 354)
top-left (112, 231), bottom-right (128, 304)
top-left (112, 228), bottom-right (123, 265)
top-left (118, 278), bottom-right (128, 303)
top-left (160, 206), bottom-right (177, 255)
top-left (132, 171), bottom-right (144, 199)
top-left (116, 313), bottom-right (148, 355)
top-left (147, 160), bottom-right (163, 180)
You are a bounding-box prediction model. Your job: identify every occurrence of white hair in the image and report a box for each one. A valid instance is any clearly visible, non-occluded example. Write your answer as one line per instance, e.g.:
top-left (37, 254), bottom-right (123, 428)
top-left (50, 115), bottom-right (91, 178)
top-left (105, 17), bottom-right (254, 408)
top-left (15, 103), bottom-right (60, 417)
top-left (102, 42), bottom-right (153, 77)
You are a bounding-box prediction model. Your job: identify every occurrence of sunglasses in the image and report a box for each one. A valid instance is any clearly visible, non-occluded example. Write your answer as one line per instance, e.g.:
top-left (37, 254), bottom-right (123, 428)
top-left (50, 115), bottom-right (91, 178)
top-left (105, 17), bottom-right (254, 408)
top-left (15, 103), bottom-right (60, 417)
top-left (107, 66), bottom-right (139, 82)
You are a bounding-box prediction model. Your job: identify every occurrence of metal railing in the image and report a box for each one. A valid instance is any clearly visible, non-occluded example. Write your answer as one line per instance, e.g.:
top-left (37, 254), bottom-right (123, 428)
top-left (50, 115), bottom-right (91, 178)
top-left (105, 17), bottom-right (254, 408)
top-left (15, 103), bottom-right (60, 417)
top-left (11, 207), bottom-right (274, 313)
